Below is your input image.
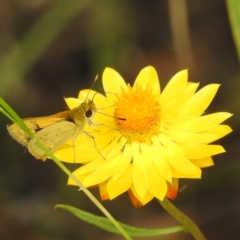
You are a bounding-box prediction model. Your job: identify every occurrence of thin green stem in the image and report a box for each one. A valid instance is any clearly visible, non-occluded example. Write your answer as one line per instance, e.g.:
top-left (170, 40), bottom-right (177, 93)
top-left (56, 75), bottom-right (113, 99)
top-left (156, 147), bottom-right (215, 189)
top-left (36, 140), bottom-right (132, 240)
top-left (0, 99), bottom-right (131, 240)
top-left (158, 198), bottom-right (206, 240)
top-left (0, 0), bottom-right (93, 95)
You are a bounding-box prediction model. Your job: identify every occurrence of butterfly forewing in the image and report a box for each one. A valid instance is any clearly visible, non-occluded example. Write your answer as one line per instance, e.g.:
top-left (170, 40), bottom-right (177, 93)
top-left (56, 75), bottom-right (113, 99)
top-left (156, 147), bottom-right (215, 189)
top-left (7, 97), bottom-right (97, 161)
top-left (28, 121), bottom-right (77, 160)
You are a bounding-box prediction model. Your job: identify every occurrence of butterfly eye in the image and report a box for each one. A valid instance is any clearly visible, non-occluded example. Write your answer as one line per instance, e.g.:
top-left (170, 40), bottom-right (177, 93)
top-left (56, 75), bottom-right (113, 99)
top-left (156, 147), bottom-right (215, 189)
top-left (85, 109), bottom-right (92, 118)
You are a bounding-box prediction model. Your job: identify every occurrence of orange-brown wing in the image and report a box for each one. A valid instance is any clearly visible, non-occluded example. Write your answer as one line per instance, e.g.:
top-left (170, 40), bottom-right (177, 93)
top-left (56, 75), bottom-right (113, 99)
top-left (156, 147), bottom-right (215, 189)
top-left (7, 110), bottom-right (69, 147)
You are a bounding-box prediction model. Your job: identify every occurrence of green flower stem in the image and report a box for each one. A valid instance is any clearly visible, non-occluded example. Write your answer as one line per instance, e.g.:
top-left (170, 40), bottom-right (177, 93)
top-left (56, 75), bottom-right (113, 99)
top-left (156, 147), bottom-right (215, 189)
top-left (25, 143), bottom-right (131, 240)
top-left (226, 0), bottom-right (240, 63)
top-left (41, 143), bottom-right (131, 240)
top-left (0, 98), bottom-right (131, 240)
top-left (158, 198), bottom-right (206, 240)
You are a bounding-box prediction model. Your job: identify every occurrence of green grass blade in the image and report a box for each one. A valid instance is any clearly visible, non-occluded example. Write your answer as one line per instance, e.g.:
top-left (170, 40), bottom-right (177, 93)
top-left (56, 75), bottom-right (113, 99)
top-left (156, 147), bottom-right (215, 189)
top-left (226, 0), bottom-right (240, 62)
top-left (0, 97), bottom-right (33, 136)
top-left (0, 0), bottom-right (93, 95)
top-left (56, 204), bottom-right (185, 237)
top-left (0, 98), bottom-right (131, 240)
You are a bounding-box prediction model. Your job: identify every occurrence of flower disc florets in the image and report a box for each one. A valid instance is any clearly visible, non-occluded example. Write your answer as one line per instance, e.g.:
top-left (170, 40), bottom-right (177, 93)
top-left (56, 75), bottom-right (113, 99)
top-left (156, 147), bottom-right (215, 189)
top-left (55, 66), bottom-right (232, 207)
top-left (114, 84), bottom-right (161, 142)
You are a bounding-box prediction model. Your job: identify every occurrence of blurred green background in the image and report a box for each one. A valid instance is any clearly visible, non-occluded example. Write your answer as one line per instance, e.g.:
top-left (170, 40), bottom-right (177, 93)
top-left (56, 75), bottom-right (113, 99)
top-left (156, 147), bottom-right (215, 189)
top-left (0, 0), bottom-right (239, 239)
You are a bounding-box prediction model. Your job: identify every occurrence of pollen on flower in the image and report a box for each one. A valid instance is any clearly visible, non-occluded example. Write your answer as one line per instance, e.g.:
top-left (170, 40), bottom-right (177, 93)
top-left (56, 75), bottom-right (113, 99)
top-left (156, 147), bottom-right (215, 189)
top-left (114, 83), bottom-right (161, 141)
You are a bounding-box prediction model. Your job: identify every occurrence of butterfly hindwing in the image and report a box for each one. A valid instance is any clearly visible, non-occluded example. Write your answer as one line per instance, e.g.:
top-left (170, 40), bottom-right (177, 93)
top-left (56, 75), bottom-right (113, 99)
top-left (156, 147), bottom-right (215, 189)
top-left (28, 121), bottom-right (78, 160)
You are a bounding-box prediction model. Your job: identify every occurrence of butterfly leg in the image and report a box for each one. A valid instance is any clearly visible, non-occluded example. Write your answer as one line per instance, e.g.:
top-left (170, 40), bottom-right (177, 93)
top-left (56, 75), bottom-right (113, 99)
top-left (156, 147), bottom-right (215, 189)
top-left (83, 130), bottom-right (105, 160)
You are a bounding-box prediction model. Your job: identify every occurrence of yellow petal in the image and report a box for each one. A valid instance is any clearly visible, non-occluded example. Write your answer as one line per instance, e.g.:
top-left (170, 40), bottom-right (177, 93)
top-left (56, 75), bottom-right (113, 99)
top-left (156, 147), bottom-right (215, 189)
top-left (107, 165), bottom-right (133, 199)
top-left (152, 154), bottom-right (172, 183)
top-left (53, 130), bottom-right (102, 163)
top-left (94, 115), bottom-right (116, 130)
top-left (179, 143), bottom-right (225, 159)
top-left (150, 136), bottom-right (172, 182)
top-left (102, 68), bottom-right (128, 102)
top-left (191, 157), bottom-right (214, 168)
top-left (99, 135), bottom-right (127, 159)
top-left (145, 158), bottom-right (167, 200)
top-left (93, 130), bottom-right (120, 149)
top-left (128, 189), bottom-right (143, 208)
top-left (166, 150), bottom-right (201, 175)
top-left (130, 186), bottom-right (154, 206)
top-left (55, 145), bottom-right (100, 163)
top-left (64, 97), bottom-right (81, 109)
top-left (78, 90), bottom-right (110, 109)
top-left (175, 112), bottom-right (233, 132)
top-left (181, 84), bottom-right (220, 117)
top-left (202, 125), bottom-right (233, 143)
top-left (82, 155), bottom-right (121, 187)
top-left (73, 158), bottom-right (104, 176)
top-left (162, 127), bottom-right (218, 144)
top-left (166, 178), bottom-right (179, 199)
top-left (55, 129), bottom-right (120, 163)
top-left (67, 171), bottom-right (88, 185)
top-left (94, 107), bottom-right (115, 125)
top-left (134, 66), bottom-right (160, 95)
top-left (176, 82), bottom-right (199, 111)
top-left (78, 89), bottom-right (94, 101)
top-left (160, 70), bottom-right (188, 104)
top-left (158, 134), bottom-right (186, 155)
top-left (112, 143), bottom-right (132, 181)
top-left (170, 164), bottom-right (202, 178)
top-left (139, 191), bottom-right (154, 206)
top-left (84, 133), bottom-right (124, 161)
top-left (161, 82), bottom-right (199, 121)
top-left (132, 142), bottom-right (148, 200)
top-left (155, 137), bottom-right (200, 175)
top-left (99, 181), bottom-right (109, 200)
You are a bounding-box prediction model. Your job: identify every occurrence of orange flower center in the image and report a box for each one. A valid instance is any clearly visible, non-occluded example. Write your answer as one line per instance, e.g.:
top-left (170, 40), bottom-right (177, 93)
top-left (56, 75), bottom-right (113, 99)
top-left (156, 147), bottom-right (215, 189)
top-left (114, 83), bottom-right (161, 141)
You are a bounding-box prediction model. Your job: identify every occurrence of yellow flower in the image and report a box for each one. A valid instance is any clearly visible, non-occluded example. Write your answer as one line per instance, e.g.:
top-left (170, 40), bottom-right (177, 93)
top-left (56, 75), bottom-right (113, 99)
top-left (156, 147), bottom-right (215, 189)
top-left (57, 66), bottom-right (232, 207)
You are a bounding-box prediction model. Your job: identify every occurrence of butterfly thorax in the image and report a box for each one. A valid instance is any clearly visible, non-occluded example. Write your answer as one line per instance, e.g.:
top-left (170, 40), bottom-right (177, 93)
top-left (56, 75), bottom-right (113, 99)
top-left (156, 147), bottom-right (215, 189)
top-left (67, 99), bottom-right (97, 126)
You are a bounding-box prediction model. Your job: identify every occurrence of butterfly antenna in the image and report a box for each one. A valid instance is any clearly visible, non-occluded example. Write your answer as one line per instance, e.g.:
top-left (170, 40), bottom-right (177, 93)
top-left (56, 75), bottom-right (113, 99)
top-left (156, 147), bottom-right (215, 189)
top-left (85, 74), bottom-right (98, 101)
top-left (96, 111), bottom-right (126, 121)
top-left (96, 104), bottom-right (126, 121)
